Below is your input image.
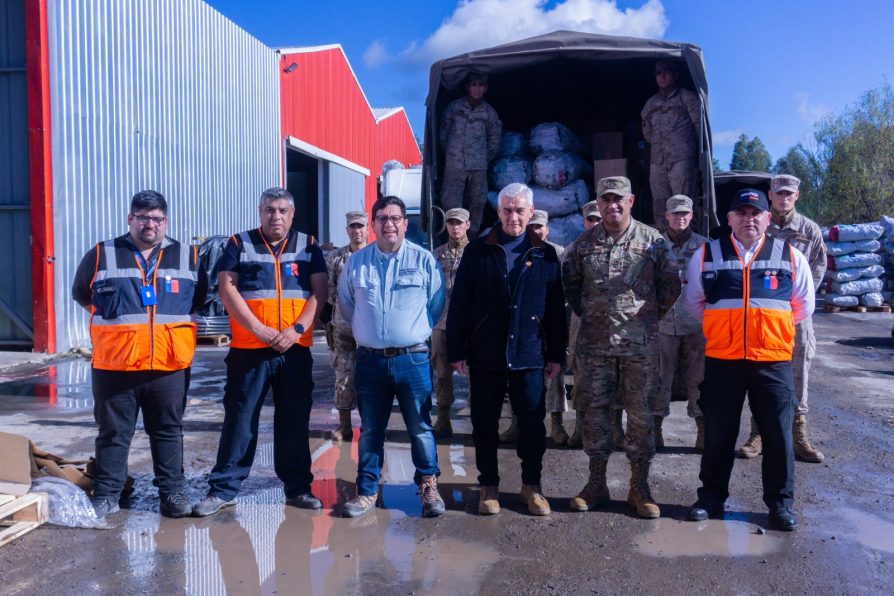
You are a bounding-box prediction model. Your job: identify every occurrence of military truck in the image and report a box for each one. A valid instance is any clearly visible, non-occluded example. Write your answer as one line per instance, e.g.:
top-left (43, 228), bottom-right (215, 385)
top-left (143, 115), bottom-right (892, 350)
top-left (421, 30), bottom-right (718, 242)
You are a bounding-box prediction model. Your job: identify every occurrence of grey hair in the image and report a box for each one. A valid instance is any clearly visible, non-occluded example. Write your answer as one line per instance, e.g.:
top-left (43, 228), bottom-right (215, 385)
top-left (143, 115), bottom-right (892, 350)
top-left (497, 183), bottom-right (534, 208)
top-left (259, 187), bottom-right (295, 208)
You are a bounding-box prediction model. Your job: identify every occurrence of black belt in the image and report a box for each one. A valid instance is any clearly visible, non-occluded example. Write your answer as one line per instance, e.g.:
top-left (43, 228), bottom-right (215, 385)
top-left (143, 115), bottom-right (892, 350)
top-left (357, 343), bottom-right (429, 357)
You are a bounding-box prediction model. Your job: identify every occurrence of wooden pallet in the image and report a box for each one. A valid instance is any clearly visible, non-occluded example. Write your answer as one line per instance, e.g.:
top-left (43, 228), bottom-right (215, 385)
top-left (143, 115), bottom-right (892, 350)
top-left (197, 334), bottom-right (230, 347)
top-left (824, 304), bottom-right (892, 313)
top-left (0, 493), bottom-right (48, 548)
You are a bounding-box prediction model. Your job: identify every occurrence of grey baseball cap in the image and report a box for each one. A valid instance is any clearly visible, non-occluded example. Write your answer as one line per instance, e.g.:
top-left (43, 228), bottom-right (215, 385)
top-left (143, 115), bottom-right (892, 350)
top-left (444, 207), bottom-right (470, 223)
top-left (345, 211), bottom-right (368, 225)
top-left (666, 195), bottom-right (693, 213)
top-left (529, 210), bottom-right (548, 226)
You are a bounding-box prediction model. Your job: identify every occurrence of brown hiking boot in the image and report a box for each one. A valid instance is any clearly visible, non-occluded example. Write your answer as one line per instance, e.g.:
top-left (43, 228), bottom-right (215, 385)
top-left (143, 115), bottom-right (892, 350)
top-left (569, 458), bottom-right (610, 511)
top-left (331, 409), bottom-right (353, 442)
top-left (499, 414), bottom-right (519, 443)
top-left (478, 485), bottom-right (500, 515)
top-left (653, 415), bottom-right (665, 450)
top-left (550, 412), bottom-right (569, 445)
top-left (611, 409), bottom-right (625, 451)
top-left (737, 417), bottom-right (761, 459)
top-left (567, 415), bottom-right (583, 447)
top-left (433, 406), bottom-right (453, 438)
top-left (627, 460), bottom-right (660, 519)
top-left (419, 475), bottom-right (446, 517)
top-left (695, 416), bottom-right (705, 452)
top-left (520, 484), bottom-right (551, 516)
top-left (793, 415), bottom-right (825, 463)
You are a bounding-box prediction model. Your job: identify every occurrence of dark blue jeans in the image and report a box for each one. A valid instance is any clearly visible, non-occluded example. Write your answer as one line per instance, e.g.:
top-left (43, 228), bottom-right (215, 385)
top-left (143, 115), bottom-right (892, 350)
top-left (208, 346), bottom-right (314, 500)
top-left (92, 368), bottom-right (190, 498)
top-left (697, 357), bottom-right (796, 512)
top-left (355, 349), bottom-right (439, 496)
top-left (470, 367), bottom-right (546, 486)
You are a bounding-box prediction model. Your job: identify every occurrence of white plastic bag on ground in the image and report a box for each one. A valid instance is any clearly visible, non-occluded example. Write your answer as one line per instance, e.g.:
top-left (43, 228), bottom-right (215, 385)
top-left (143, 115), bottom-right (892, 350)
top-left (30, 476), bottom-right (111, 529)
top-left (531, 180), bottom-right (590, 218)
top-left (829, 277), bottom-right (884, 296)
top-left (825, 239), bottom-right (882, 256)
top-left (548, 213), bottom-right (586, 247)
top-left (831, 252), bottom-right (883, 270)
top-left (533, 151), bottom-right (590, 189)
top-left (829, 223), bottom-right (884, 242)
top-left (490, 156), bottom-right (533, 189)
top-left (860, 292), bottom-right (885, 307)
top-left (496, 131), bottom-right (529, 158)
top-left (528, 122), bottom-right (586, 155)
top-left (825, 293), bottom-right (859, 307)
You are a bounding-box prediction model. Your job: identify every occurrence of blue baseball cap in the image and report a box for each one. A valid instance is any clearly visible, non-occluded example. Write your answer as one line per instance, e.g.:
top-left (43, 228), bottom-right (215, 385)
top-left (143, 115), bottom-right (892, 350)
top-left (729, 188), bottom-right (770, 212)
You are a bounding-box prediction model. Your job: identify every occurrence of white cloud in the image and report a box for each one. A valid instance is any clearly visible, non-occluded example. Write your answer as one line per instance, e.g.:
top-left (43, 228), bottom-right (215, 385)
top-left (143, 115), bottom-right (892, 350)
top-left (712, 129), bottom-right (745, 145)
top-left (363, 39), bottom-right (390, 68)
top-left (795, 92), bottom-right (831, 125)
top-left (367, 0), bottom-right (669, 69)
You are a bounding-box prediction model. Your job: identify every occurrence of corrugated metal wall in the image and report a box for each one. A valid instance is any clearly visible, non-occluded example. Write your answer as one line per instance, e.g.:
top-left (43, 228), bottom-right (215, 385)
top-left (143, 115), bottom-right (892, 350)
top-left (47, 0), bottom-right (281, 351)
top-left (0, 0), bottom-right (33, 346)
top-left (326, 162), bottom-right (366, 245)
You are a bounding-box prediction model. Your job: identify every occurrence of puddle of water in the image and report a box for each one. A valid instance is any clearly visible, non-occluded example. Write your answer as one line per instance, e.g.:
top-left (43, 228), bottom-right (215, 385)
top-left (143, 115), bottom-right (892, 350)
top-left (0, 360), bottom-right (94, 411)
top-left (834, 508), bottom-right (894, 554)
top-left (633, 518), bottom-right (783, 558)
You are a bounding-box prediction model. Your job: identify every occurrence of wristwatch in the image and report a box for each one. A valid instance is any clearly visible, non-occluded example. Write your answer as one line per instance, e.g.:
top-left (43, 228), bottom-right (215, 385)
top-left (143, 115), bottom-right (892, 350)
top-left (293, 322), bottom-right (305, 335)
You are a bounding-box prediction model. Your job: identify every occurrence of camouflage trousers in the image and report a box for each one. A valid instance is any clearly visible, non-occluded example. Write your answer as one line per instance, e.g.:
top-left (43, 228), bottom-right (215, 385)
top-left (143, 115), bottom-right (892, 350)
top-left (655, 331), bottom-right (705, 419)
top-left (792, 317), bottom-right (815, 415)
top-left (545, 375), bottom-right (567, 413)
top-left (577, 353), bottom-right (658, 461)
top-left (430, 329), bottom-right (456, 409)
top-left (328, 329), bottom-right (357, 410)
top-left (441, 168), bottom-right (488, 237)
top-left (649, 159), bottom-right (698, 227)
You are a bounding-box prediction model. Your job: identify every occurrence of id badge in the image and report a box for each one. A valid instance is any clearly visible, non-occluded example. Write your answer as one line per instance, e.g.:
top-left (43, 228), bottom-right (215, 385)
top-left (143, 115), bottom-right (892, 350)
top-left (141, 284), bottom-right (157, 306)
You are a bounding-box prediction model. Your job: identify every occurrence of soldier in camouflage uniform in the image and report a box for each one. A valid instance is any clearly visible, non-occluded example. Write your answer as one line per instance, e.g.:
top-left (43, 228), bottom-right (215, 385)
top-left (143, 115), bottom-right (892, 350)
top-left (439, 72), bottom-right (502, 238)
top-left (655, 195), bottom-right (709, 451)
top-left (325, 211), bottom-right (369, 442)
top-left (563, 177), bottom-right (680, 518)
top-left (431, 208), bottom-right (471, 438)
top-left (738, 174), bottom-right (828, 463)
top-left (641, 60), bottom-right (700, 228)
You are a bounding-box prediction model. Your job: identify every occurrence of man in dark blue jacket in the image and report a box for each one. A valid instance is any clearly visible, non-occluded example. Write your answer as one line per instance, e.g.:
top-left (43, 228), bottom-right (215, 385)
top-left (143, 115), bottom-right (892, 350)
top-left (447, 182), bottom-right (567, 516)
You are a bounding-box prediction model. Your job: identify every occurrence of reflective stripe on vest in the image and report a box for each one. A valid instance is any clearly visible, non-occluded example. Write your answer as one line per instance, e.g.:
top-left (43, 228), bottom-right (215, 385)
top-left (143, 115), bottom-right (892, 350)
top-left (230, 229), bottom-right (316, 349)
top-left (90, 238), bottom-right (197, 371)
top-left (701, 235), bottom-right (795, 361)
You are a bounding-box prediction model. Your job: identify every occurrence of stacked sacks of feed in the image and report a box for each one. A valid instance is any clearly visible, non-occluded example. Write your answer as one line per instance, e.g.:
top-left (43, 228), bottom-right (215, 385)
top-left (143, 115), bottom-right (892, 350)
top-left (527, 122), bottom-right (592, 246)
top-left (489, 131), bottom-right (533, 190)
top-left (824, 222), bottom-right (886, 307)
top-left (880, 216), bottom-right (894, 304)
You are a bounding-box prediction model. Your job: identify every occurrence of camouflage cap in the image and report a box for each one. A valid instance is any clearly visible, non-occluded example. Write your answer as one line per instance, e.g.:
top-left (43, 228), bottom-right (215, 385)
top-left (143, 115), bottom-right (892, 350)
top-left (444, 207), bottom-right (470, 223)
top-left (771, 174), bottom-right (801, 193)
top-left (666, 195), bottom-right (693, 213)
top-left (529, 210), bottom-right (548, 226)
top-left (597, 176), bottom-right (631, 198)
top-left (581, 200), bottom-right (601, 217)
top-left (655, 60), bottom-right (678, 74)
top-left (345, 211), bottom-right (368, 226)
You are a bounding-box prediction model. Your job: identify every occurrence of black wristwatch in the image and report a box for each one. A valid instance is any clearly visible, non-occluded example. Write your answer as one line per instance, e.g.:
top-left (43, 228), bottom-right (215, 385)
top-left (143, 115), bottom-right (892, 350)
top-left (293, 322), bottom-right (305, 335)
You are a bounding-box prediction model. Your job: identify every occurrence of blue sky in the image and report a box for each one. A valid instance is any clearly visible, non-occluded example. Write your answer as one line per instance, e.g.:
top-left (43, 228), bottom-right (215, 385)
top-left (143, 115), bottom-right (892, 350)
top-left (206, 0), bottom-right (894, 168)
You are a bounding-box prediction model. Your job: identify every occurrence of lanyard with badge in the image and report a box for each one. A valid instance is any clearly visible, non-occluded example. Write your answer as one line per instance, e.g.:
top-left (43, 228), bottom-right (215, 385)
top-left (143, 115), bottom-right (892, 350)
top-left (134, 248), bottom-right (162, 307)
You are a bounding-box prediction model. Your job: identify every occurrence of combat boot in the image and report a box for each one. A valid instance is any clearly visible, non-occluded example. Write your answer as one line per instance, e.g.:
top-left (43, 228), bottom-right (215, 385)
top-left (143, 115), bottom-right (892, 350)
top-left (567, 416), bottom-right (583, 448)
top-left (550, 412), bottom-right (569, 445)
top-left (419, 475), bottom-right (446, 518)
top-left (611, 409), bottom-right (625, 451)
top-left (520, 484), bottom-right (551, 516)
top-left (694, 416), bottom-right (705, 452)
top-left (793, 415), bottom-right (824, 463)
top-left (478, 485), bottom-right (500, 515)
top-left (433, 406), bottom-right (453, 438)
top-left (331, 409), bottom-right (353, 442)
top-left (653, 415), bottom-right (665, 450)
top-left (627, 460), bottom-right (660, 519)
top-left (569, 457), bottom-right (610, 511)
top-left (737, 417), bottom-right (761, 459)
top-left (499, 414), bottom-right (519, 443)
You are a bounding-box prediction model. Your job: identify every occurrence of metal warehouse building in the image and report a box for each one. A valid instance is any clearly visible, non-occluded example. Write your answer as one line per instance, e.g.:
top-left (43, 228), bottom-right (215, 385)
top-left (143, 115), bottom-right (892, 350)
top-left (1, 0), bottom-right (421, 353)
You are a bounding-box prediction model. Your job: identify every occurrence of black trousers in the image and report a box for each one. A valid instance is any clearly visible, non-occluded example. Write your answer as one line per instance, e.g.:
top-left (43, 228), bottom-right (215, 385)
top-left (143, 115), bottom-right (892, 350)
top-left (92, 368), bottom-right (190, 498)
top-left (470, 367), bottom-right (546, 486)
top-left (697, 357), bottom-right (796, 511)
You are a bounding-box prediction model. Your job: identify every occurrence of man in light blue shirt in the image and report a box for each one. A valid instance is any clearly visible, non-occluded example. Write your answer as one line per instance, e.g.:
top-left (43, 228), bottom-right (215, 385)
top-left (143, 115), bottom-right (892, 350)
top-left (337, 195), bottom-right (446, 518)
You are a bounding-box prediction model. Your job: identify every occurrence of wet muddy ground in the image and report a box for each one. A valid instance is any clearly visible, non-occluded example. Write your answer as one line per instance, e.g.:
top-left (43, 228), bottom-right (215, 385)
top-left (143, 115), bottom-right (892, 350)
top-left (1, 311), bottom-right (892, 594)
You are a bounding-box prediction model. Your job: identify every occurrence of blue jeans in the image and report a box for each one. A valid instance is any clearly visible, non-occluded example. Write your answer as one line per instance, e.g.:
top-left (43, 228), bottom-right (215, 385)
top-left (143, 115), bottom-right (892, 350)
top-left (208, 346), bottom-right (314, 500)
top-left (355, 349), bottom-right (439, 496)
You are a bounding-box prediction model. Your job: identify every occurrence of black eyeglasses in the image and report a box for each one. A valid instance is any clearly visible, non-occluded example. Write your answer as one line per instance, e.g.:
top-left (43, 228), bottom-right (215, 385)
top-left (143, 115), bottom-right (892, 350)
top-left (374, 215), bottom-right (404, 225)
top-left (133, 215), bottom-right (166, 225)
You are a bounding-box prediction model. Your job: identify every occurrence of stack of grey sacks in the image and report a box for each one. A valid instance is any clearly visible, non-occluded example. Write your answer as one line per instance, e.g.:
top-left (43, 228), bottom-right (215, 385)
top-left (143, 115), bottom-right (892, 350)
top-left (488, 122), bottom-right (592, 246)
top-left (823, 222), bottom-right (886, 307)
top-left (881, 216), bottom-right (894, 304)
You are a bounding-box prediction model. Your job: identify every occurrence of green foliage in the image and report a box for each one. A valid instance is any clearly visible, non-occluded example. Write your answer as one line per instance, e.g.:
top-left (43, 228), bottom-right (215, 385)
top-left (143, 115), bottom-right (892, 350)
top-left (729, 134), bottom-right (751, 170)
top-left (729, 134), bottom-right (772, 172)
top-left (711, 156), bottom-right (722, 173)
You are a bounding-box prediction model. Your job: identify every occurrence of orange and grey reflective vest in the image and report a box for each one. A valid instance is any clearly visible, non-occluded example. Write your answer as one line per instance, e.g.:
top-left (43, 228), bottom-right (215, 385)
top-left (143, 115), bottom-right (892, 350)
top-left (89, 237), bottom-right (198, 371)
top-left (701, 234), bottom-right (795, 361)
top-left (229, 229), bottom-right (316, 349)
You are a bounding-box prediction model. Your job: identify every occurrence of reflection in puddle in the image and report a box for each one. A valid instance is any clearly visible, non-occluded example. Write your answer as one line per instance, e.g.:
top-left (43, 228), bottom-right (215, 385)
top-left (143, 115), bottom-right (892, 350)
top-left (0, 359), bottom-right (94, 410)
top-left (634, 518), bottom-right (783, 558)
top-left (835, 508), bottom-right (894, 554)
